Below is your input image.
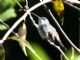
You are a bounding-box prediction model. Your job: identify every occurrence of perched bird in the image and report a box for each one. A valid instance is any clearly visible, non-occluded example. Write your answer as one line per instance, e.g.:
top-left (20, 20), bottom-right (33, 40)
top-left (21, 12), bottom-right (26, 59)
top-left (17, 21), bottom-right (29, 56)
top-left (51, 0), bottom-right (64, 25)
top-left (37, 17), bottom-right (66, 50)
top-left (16, 21), bottom-right (42, 60)
top-left (7, 21), bottom-right (29, 56)
top-left (7, 21), bottom-right (41, 59)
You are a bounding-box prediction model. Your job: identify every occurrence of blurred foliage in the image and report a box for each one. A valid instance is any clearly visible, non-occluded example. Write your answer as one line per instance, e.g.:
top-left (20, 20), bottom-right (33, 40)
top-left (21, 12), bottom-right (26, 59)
top-left (27, 42), bottom-right (51, 60)
top-left (0, 0), bottom-right (19, 21)
top-left (0, 0), bottom-right (18, 12)
top-left (0, 44), bottom-right (5, 60)
top-left (65, 48), bottom-right (79, 60)
top-left (0, 24), bottom-right (7, 30)
top-left (0, 0), bottom-right (21, 30)
top-left (0, 8), bottom-right (16, 21)
top-left (0, 0), bottom-right (79, 60)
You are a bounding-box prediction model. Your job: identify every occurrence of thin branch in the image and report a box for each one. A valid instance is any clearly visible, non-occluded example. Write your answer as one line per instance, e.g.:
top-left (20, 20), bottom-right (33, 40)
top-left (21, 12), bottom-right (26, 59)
top-left (39, 0), bottom-right (80, 53)
top-left (29, 13), bottom-right (38, 28)
top-left (0, 20), bottom-right (9, 28)
top-left (39, 0), bottom-right (80, 52)
top-left (16, 0), bottom-right (23, 9)
top-left (60, 54), bottom-right (63, 60)
top-left (47, 40), bottom-right (69, 60)
top-left (63, 1), bottom-right (80, 12)
top-left (0, 40), bottom-right (4, 43)
top-left (0, 0), bottom-right (51, 43)
top-left (16, 1), bottom-right (42, 59)
top-left (0, 19), bottom-right (18, 37)
top-left (25, 0), bottom-right (38, 28)
top-left (65, 0), bottom-right (80, 4)
top-left (46, 9), bottom-right (80, 53)
top-left (25, 0), bottom-right (29, 9)
top-left (17, 0), bottom-right (38, 27)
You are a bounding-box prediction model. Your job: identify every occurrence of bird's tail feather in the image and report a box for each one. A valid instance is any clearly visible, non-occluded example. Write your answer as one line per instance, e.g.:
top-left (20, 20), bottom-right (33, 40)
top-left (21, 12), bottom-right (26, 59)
top-left (59, 41), bottom-right (67, 51)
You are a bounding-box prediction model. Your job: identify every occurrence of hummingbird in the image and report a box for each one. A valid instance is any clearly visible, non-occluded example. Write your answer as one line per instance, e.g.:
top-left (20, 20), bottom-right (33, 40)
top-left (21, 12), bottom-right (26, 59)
top-left (37, 17), bottom-right (67, 50)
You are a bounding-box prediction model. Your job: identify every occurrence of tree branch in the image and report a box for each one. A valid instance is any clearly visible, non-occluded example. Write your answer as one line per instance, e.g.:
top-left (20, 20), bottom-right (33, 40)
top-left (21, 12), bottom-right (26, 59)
top-left (65, 0), bottom-right (80, 4)
top-left (63, 1), bottom-right (80, 12)
top-left (47, 40), bottom-right (69, 60)
top-left (38, 0), bottom-right (80, 52)
top-left (47, 9), bottom-right (80, 53)
top-left (39, 1), bottom-right (80, 52)
top-left (0, 0), bottom-right (51, 43)
top-left (0, 19), bottom-right (18, 37)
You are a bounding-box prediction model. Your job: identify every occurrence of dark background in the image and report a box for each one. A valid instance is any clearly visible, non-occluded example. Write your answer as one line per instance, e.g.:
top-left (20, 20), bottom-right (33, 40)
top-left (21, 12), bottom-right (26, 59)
top-left (0, 0), bottom-right (79, 60)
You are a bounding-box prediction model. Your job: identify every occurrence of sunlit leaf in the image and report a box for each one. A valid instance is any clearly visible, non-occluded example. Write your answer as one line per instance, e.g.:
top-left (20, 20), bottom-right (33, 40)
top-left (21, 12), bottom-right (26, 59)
top-left (0, 0), bottom-right (22, 21)
top-left (0, 24), bottom-right (7, 30)
top-left (0, 8), bottom-right (16, 21)
top-left (27, 42), bottom-right (51, 60)
top-left (0, 0), bottom-right (19, 13)
top-left (65, 48), bottom-right (79, 60)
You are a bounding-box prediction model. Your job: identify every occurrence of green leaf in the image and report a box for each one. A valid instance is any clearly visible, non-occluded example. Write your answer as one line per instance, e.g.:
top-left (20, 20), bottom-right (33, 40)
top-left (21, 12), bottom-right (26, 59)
top-left (0, 24), bottom-right (7, 30)
top-left (27, 42), bottom-right (51, 60)
top-left (0, 44), bottom-right (5, 60)
top-left (0, 0), bottom-right (17, 13)
top-left (0, 8), bottom-right (16, 21)
top-left (65, 48), bottom-right (79, 60)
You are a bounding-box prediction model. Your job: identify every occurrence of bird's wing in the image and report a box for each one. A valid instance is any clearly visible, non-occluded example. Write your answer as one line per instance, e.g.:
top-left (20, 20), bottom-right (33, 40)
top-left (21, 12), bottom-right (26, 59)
top-left (38, 25), bottom-right (48, 39)
top-left (18, 40), bottom-right (27, 56)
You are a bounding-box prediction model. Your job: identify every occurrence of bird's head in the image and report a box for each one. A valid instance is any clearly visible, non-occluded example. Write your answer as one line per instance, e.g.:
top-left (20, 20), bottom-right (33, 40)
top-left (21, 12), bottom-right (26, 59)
top-left (38, 17), bottom-right (50, 25)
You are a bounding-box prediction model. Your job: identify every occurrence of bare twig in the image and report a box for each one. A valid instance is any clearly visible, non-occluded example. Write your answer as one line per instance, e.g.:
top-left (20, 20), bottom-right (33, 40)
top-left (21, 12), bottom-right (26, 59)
top-left (29, 8), bottom-right (69, 60)
top-left (25, 0), bottom-right (38, 28)
top-left (39, 0), bottom-right (80, 54)
top-left (47, 40), bottom-right (69, 60)
top-left (39, 1), bottom-right (80, 52)
top-left (28, 4), bottom-right (68, 58)
top-left (1, 0), bottom-right (51, 42)
top-left (47, 9), bottom-right (80, 53)
top-left (18, 1), bottom-right (42, 59)
top-left (16, 0), bottom-right (23, 9)
top-left (65, 0), bottom-right (80, 4)
top-left (63, 1), bottom-right (80, 12)
top-left (29, 13), bottom-right (38, 28)
top-left (0, 19), bottom-right (18, 37)
top-left (18, 0), bottom-right (38, 28)
top-left (0, 40), bottom-right (4, 43)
